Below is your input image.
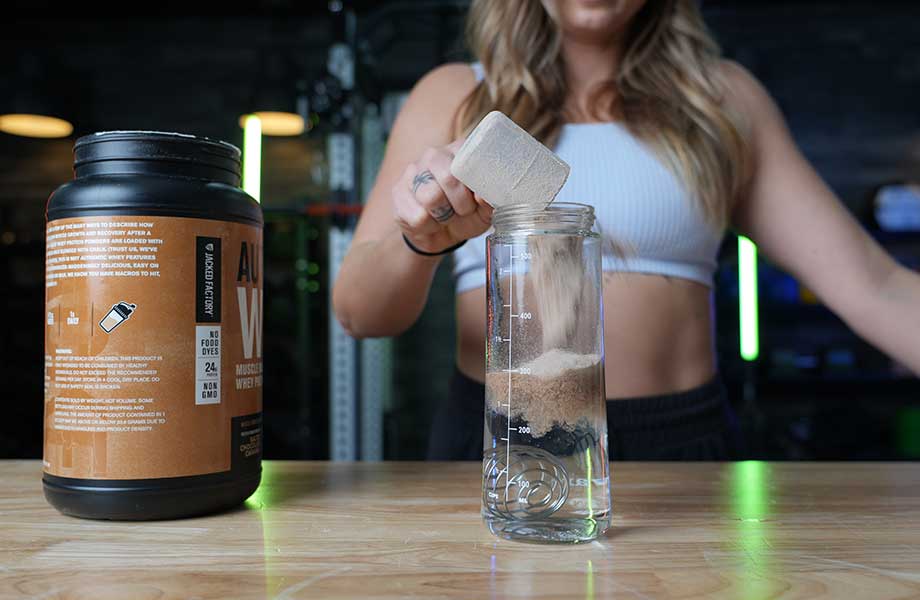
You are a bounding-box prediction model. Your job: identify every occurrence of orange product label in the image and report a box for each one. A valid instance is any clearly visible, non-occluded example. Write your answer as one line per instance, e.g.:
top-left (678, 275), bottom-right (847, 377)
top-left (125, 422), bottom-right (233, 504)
top-left (43, 215), bottom-right (263, 479)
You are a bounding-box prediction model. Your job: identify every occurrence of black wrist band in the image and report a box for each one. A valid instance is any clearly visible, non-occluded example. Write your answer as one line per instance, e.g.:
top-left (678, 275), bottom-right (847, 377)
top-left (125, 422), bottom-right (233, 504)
top-left (402, 234), bottom-right (467, 256)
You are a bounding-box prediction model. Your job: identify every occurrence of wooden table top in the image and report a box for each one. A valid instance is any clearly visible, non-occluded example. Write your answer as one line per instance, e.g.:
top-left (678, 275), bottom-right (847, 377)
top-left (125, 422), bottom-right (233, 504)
top-left (2, 461), bottom-right (920, 599)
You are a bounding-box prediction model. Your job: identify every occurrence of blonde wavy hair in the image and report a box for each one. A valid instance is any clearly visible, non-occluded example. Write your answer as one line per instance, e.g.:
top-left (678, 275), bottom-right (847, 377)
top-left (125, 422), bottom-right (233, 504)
top-left (455, 0), bottom-right (750, 227)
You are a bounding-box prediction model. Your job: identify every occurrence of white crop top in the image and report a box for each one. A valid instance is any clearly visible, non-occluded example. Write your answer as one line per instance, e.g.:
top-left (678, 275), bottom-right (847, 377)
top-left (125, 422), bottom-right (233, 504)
top-left (453, 63), bottom-right (724, 293)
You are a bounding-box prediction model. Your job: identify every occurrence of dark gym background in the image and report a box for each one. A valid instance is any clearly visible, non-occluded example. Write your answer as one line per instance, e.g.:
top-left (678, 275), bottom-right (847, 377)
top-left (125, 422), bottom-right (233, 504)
top-left (2, 0), bottom-right (918, 461)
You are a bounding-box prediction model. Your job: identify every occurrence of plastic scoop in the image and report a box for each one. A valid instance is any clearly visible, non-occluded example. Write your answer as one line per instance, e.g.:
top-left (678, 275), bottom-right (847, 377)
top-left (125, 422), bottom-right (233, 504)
top-left (450, 111), bottom-right (570, 208)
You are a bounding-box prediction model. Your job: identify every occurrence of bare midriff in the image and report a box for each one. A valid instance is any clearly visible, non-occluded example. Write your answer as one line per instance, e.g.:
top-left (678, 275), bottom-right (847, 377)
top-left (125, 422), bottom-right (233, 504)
top-left (455, 272), bottom-right (716, 399)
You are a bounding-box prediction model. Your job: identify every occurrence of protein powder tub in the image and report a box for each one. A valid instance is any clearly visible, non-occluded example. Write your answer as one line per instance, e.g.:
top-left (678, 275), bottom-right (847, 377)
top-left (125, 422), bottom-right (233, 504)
top-left (43, 131), bottom-right (263, 520)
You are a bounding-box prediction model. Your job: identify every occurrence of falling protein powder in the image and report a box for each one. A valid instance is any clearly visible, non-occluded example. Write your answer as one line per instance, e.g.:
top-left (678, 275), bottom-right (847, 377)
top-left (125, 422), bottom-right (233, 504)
top-left (529, 235), bottom-right (591, 352)
top-left (527, 220), bottom-right (624, 353)
top-left (486, 349), bottom-right (604, 438)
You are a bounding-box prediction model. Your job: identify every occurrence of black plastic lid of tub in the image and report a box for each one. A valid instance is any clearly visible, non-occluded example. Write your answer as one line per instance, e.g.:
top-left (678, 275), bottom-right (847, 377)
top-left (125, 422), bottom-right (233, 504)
top-left (74, 131), bottom-right (242, 185)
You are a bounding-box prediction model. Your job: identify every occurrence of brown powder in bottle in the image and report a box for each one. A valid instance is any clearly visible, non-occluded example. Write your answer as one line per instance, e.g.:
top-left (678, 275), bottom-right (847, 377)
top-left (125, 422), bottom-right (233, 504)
top-left (485, 349), bottom-right (604, 438)
top-left (486, 221), bottom-right (611, 439)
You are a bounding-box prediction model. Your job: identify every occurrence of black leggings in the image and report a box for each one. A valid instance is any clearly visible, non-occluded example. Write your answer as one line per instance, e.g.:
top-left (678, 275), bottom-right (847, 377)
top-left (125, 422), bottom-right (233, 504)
top-left (427, 367), bottom-right (740, 460)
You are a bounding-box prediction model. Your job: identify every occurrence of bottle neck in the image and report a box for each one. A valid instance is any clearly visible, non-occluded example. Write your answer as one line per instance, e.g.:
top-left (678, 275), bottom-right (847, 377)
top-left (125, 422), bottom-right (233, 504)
top-left (492, 202), bottom-right (596, 236)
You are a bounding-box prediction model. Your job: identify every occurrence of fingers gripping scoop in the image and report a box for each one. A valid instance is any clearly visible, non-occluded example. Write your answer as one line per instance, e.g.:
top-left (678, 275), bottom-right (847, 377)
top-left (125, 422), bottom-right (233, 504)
top-left (450, 111), bottom-right (570, 208)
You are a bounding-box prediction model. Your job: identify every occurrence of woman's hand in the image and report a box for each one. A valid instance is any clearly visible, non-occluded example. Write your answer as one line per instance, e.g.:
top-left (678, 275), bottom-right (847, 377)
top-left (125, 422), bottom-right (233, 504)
top-left (332, 63), bottom-right (479, 337)
top-left (393, 140), bottom-right (493, 254)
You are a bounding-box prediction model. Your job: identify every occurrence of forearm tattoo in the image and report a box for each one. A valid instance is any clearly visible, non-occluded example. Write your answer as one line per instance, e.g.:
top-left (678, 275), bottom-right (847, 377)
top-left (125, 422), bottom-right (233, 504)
top-left (411, 169), bottom-right (435, 194)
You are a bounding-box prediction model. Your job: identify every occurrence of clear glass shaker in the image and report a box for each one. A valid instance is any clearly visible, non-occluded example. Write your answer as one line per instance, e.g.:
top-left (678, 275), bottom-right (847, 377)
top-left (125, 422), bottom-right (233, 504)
top-left (482, 202), bottom-right (611, 543)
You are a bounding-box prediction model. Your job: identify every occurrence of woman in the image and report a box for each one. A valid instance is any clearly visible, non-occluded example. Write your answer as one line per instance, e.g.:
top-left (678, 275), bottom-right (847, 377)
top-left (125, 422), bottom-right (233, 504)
top-left (333, 0), bottom-right (920, 460)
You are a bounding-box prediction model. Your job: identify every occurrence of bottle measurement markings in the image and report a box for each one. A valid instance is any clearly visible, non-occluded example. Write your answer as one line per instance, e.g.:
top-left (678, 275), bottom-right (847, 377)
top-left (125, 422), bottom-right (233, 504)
top-left (505, 244), bottom-right (513, 497)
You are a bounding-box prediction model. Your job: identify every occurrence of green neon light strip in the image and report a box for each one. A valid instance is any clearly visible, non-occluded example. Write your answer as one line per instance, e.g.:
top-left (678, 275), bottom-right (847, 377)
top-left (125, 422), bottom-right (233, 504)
top-left (242, 114), bottom-right (262, 203)
top-left (738, 235), bottom-right (760, 361)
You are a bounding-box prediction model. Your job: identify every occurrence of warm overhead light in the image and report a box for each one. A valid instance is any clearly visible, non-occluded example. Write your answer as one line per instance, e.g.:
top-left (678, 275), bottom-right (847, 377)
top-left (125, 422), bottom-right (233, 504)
top-left (241, 52), bottom-right (309, 137)
top-left (3, 55), bottom-right (76, 139)
top-left (238, 111), bottom-right (304, 137)
top-left (0, 114), bottom-right (73, 138)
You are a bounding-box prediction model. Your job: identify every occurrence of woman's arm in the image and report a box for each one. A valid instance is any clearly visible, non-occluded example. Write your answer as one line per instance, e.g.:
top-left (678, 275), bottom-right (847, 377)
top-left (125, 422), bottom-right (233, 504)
top-left (725, 62), bottom-right (920, 375)
top-left (333, 64), bottom-right (487, 338)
